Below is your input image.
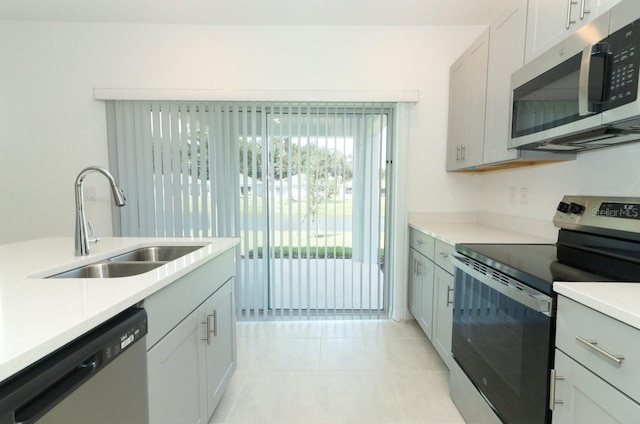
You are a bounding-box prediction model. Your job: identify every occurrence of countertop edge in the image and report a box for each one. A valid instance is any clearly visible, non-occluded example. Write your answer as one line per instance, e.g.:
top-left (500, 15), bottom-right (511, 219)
top-left (554, 282), bottom-right (640, 331)
top-left (0, 237), bottom-right (240, 383)
top-left (408, 221), bottom-right (555, 245)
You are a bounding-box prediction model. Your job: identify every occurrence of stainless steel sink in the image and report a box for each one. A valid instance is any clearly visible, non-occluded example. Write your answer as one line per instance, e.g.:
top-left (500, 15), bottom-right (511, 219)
top-left (48, 261), bottom-right (166, 279)
top-left (108, 245), bottom-right (203, 262)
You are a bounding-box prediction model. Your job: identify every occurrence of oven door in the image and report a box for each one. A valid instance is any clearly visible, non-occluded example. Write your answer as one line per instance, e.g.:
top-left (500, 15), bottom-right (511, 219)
top-left (450, 254), bottom-right (554, 424)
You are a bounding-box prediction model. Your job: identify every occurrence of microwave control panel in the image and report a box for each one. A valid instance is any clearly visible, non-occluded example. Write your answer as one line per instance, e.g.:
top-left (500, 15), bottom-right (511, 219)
top-left (606, 19), bottom-right (640, 109)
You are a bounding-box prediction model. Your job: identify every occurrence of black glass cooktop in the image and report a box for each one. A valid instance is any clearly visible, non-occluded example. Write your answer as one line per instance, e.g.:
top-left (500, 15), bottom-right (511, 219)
top-left (455, 243), bottom-right (624, 296)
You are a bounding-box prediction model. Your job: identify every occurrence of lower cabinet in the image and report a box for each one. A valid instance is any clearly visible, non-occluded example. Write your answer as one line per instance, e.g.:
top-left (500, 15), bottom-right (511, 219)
top-left (408, 248), bottom-right (435, 340)
top-left (407, 228), bottom-right (455, 368)
top-left (147, 301), bottom-right (208, 424)
top-left (432, 266), bottom-right (454, 369)
top-left (144, 248), bottom-right (237, 424)
top-left (552, 295), bottom-right (640, 423)
top-left (205, 280), bottom-right (236, 418)
top-left (552, 350), bottom-right (640, 423)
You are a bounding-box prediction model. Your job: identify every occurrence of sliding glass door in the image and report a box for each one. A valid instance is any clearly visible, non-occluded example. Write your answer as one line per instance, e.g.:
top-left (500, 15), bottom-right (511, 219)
top-left (106, 101), bottom-right (393, 320)
top-left (238, 104), bottom-right (391, 320)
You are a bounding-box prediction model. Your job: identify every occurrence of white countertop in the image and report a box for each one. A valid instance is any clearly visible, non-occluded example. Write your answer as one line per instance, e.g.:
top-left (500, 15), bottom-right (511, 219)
top-left (0, 236), bottom-right (239, 382)
top-left (409, 220), bottom-right (640, 331)
top-left (554, 282), bottom-right (640, 331)
top-left (408, 221), bottom-right (555, 245)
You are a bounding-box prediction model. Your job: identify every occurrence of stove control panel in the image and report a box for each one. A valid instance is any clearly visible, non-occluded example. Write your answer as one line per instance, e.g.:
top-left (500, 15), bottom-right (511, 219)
top-left (554, 195), bottom-right (640, 239)
top-left (556, 201), bottom-right (586, 215)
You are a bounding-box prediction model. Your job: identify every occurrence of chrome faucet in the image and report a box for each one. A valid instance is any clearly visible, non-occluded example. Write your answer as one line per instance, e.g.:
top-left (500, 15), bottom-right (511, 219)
top-left (75, 166), bottom-right (126, 256)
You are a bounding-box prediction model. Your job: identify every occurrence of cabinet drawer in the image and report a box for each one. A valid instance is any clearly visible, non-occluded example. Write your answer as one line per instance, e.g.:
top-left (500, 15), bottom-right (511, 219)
top-left (556, 296), bottom-right (640, 403)
top-left (434, 240), bottom-right (455, 275)
top-left (409, 228), bottom-right (435, 258)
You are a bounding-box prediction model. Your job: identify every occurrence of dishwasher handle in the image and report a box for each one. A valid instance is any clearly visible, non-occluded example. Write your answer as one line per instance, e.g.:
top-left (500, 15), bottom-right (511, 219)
top-left (14, 354), bottom-right (100, 424)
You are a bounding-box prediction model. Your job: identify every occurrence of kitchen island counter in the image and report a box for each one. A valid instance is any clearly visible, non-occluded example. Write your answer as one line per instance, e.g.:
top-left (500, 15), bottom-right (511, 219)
top-left (0, 236), bottom-right (239, 382)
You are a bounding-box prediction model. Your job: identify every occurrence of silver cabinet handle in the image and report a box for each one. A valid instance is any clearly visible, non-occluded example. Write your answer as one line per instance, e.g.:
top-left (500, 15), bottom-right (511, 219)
top-left (566, 0), bottom-right (578, 28)
top-left (438, 252), bottom-right (450, 259)
top-left (201, 315), bottom-right (212, 345)
top-left (414, 240), bottom-right (423, 245)
top-left (549, 369), bottom-right (565, 410)
top-left (212, 310), bottom-right (218, 337)
top-left (575, 336), bottom-right (625, 365)
top-left (446, 286), bottom-right (454, 306)
top-left (580, 0), bottom-right (590, 19)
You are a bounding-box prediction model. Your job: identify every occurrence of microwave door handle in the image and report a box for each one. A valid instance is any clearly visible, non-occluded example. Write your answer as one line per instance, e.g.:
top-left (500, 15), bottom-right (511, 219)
top-left (579, 42), bottom-right (608, 116)
top-left (579, 44), bottom-right (595, 116)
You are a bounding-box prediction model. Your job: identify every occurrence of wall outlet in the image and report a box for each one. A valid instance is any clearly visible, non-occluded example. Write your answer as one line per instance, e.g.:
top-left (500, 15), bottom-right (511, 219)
top-left (508, 187), bottom-right (517, 205)
top-left (520, 187), bottom-right (528, 205)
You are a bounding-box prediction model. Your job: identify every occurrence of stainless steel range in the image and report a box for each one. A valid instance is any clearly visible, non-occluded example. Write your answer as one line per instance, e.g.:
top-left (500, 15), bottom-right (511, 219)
top-left (450, 195), bottom-right (640, 424)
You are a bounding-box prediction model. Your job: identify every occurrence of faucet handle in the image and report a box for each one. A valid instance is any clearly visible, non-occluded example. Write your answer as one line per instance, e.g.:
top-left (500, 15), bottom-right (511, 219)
top-left (87, 221), bottom-right (100, 244)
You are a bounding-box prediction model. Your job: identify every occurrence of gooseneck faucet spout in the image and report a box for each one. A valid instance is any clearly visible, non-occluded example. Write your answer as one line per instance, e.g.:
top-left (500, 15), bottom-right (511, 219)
top-left (75, 166), bottom-right (126, 256)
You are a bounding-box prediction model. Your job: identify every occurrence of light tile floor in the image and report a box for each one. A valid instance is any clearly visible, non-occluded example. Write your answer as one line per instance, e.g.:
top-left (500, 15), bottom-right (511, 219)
top-left (209, 319), bottom-right (465, 424)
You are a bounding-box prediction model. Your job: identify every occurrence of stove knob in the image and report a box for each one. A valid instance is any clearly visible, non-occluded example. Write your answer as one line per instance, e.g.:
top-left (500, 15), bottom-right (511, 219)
top-left (569, 202), bottom-right (585, 215)
top-left (557, 202), bottom-right (570, 213)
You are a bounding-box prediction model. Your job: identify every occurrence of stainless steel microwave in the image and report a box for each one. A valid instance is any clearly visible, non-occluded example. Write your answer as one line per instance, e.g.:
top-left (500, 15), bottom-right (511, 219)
top-left (509, 0), bottom-right (640, 152)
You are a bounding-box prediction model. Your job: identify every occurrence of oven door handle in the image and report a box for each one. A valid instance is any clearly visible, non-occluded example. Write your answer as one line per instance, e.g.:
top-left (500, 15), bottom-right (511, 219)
top-left (450, 254), bottom-right (553, 316)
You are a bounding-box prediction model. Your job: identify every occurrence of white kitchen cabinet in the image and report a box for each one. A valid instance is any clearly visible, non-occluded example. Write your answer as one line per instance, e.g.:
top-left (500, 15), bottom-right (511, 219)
top-left (205, 279), bottom-right (236, 418)
top-left (483, 0), bottom-right (527, 165)
top-left (407, 228), bottom-right (455, 368)
top-left (417, 254), bottom-right (435, 340)
top-left (408, 229), bottom-right (435, 340)
top-left (432, 266), bottom-right (454, 369)
top-left (446, 27), bottom-right (489, 171)
top-left (144, 248), bottom-right (237, 424)
top-left (552, 350), bottom-right (640, 423)
top-left (525, 0), bottom-right (621, 63)
top-left (408, 250), bottom-right (422, 323)
top-left (448, 0), bottom-right (575, 171)
top-left (552, 296), bottom-right (640, 423)
top-left (148, 302), bottom-right (208, 424)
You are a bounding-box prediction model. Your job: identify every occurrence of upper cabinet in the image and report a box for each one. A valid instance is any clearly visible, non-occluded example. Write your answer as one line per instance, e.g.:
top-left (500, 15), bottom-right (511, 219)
top-left (525, 0), bottom-right (622, 63)
top-left (446, 28), bottom-right (489, 171)
top-left (483, 0), bottom-right (528, 165)
top-left (447, 0), bottom-right (578, 172)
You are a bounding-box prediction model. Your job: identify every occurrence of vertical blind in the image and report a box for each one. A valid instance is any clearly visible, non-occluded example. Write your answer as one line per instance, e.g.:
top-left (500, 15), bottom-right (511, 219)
top-left (106, 101), bottom-right (393, 320)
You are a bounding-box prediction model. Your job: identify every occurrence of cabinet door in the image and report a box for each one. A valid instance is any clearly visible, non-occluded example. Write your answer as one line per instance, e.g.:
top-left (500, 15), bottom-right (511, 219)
top-left (446, 55), bottom-right (470, 171)
top-left (418, 255), bottom-right (435, 341)
top-left (433, 267), bottom-right (454, 369)
top-left (464, 29), bottom-right (489, 168)
top-left (525, 0), bottom-right (582, 63)
top-left (446, 28), bottom-right (489, 170)
top-left (552, 350), bottom-right (640, 423)
top-left (408, 249), bottom-right (422, 321)
top-left (205, 279), bottom-right (237, 419)
top-left (483, 0), bottom-right (527, 165)
top-left (582, 0), bottom-right (621, 25)
top-left (148, 303), bottom-right (208, 424)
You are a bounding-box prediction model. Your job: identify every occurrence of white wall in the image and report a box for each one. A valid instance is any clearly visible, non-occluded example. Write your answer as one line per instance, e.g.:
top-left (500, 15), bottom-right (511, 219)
top-left (480, 143), bottom-right (640, 223)
top-left (0, 21), bottom-right (484, 245)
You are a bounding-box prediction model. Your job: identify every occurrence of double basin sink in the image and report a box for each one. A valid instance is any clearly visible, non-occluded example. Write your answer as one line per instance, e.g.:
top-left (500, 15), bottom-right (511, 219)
top-left (48, 245), bottom-right (205, 279)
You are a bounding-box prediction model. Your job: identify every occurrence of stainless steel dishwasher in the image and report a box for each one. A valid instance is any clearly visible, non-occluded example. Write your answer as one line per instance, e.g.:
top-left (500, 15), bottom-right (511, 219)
top-left (0, 307), bottom-right (148, 424)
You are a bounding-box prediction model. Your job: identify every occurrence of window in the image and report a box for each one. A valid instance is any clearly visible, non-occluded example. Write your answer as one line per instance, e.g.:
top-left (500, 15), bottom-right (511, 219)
top-left (106, 101), bottom-right (394, 319)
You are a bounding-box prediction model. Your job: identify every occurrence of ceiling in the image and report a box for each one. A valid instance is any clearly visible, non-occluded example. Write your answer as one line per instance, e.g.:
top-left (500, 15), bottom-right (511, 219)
top-left (0, 0), bottom-right (511, 26)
